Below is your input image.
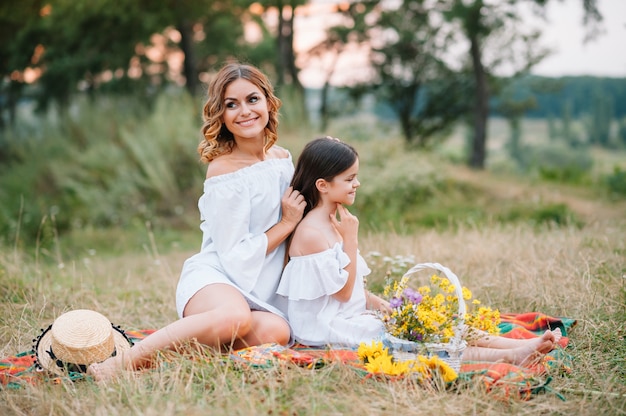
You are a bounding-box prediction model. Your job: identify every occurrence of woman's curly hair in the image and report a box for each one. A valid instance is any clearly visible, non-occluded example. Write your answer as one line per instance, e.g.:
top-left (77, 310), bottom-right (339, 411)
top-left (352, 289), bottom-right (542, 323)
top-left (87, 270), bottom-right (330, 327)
top-left (198, 63), bottom-right (282, 163)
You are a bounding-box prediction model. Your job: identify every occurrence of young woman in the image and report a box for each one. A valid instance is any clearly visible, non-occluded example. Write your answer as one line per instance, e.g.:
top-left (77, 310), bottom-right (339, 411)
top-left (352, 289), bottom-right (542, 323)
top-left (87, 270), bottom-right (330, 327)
top-left (277, 137), bottom-right (560, 365)
top-left (88, 62), bottom-right (306, 381)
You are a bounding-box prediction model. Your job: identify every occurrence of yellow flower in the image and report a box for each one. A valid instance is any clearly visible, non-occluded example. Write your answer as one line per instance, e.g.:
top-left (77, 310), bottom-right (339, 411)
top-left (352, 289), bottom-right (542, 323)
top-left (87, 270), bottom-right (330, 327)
top-left (357, 342), bottom-right (458, 382)
top-left (365, 354), bottom-right (411, 376)
top-left (358, 340), bottom-right (387, 362)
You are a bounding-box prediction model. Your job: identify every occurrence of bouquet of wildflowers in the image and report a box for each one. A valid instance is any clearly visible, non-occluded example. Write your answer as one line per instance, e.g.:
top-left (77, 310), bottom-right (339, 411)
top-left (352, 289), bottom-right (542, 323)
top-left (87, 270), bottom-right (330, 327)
top-left (381, 271), bottom-right (500, 344)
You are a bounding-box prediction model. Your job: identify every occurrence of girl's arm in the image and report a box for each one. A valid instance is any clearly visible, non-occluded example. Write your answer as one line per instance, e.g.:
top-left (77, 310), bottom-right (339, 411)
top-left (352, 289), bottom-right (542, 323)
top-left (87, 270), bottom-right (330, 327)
top-left (330, 204), bottom-right (359, 302)
top-left (366, 291), bottom-right (392, 314)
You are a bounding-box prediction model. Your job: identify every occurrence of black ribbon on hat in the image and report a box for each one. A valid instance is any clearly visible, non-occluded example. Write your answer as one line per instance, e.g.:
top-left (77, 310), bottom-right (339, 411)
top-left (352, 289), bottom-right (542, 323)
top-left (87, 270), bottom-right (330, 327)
top-left (46, 346), bottom-right (118, 374)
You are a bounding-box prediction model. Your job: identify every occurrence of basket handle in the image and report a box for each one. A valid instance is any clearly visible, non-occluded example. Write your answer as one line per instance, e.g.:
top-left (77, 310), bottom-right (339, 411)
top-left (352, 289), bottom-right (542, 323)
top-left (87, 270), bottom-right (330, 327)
top-left (401, 262), bottom-right (467, 318)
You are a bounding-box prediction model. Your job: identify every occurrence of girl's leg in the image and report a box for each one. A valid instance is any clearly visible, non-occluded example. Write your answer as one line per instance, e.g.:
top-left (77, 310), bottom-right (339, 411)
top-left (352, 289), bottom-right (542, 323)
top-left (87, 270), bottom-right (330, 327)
top-left (89, 284), bottom-right (252, 380)
top-left (468, 328), bottom-right (561, 349)
top-left (462, 337), bottom-right (554, 365)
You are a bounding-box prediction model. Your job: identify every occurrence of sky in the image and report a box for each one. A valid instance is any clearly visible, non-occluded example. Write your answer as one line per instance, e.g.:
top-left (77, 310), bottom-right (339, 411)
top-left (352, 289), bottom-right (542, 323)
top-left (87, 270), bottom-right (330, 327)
top-left (531, 0), bottom-right (626, 77)
top-left (296, 0), bottom-right (626, 87)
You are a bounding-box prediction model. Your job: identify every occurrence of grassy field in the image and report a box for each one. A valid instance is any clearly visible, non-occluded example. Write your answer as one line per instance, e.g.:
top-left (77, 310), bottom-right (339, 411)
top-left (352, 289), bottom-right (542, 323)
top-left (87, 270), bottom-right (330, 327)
top-left (1, 116), bottom-right (625, 415)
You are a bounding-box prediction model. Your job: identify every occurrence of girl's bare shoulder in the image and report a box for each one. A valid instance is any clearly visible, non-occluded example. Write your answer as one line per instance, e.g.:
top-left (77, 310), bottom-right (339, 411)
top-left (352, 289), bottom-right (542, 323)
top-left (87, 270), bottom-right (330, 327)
top-left (290, 219), bottom-right (332, 256)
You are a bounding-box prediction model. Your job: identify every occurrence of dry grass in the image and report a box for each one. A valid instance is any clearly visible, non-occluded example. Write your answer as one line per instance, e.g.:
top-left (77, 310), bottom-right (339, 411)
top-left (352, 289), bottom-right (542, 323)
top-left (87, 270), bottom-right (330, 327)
top-left (1, 213), bottom-right (624, 414)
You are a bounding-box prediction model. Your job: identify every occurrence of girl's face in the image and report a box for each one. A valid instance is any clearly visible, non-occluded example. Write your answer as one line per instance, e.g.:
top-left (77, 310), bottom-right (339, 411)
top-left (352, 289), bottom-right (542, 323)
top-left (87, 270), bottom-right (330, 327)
top-left (326, 159), bottom-right (360, 206)
top-left (222, 78), bottom-right (269, 142)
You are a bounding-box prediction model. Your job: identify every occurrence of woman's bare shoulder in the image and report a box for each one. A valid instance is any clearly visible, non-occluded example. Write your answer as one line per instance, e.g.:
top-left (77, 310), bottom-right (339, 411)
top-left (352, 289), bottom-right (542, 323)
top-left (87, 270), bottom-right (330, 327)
top-left (205, 155), bottom-right (239, 179)
top-left (205, 146), bottom-right (290, 179)
top-left (268, 145), bottom-right (290, 159)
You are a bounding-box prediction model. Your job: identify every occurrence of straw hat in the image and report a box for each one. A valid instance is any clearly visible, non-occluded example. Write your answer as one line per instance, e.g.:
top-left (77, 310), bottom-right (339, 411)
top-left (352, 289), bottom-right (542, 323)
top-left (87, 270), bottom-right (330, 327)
top-left (34, 309), bottom-right (133, 376)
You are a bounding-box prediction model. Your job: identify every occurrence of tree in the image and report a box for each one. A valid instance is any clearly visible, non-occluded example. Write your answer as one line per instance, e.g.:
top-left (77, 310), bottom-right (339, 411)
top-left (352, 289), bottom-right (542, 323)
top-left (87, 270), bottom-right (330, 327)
top-left (495, 92), bottom-right (537, 163)
top-left (308, 0), bottom-right (470, 145)
top-left (372, 0), bottom-right (473, 146)
top-left (441, 0), bottom-right (602, 169)
top-left (274, 0), bottom-right (305, 89)
top-left (240, 0), bottom-right (305, 90)
top-left (299, 2), bottom-right (375, 130)
top-left (586, 89), bottom-right (613, 147)
top-left (0, 0), bottom-right (45, 128)
top-left (2, 0), bottom-right (261, 115)
top-left (174, 0), bottom-right (258, 95)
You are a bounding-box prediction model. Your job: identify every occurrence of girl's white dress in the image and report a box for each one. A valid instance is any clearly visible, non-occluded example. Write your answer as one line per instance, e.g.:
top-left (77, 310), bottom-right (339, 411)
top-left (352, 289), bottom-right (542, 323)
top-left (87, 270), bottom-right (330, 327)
top-left (277, 243), bottom-right (385, 347)
top-left (175, 155), bottom-right (293, 323)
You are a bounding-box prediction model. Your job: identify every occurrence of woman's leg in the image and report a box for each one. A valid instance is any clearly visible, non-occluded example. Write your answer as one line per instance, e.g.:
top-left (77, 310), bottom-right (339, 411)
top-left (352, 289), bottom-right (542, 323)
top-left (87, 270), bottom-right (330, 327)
top-left (89, 284), bottom-right (253, 380)
top-left (232, 311), bottom-right (291, 350)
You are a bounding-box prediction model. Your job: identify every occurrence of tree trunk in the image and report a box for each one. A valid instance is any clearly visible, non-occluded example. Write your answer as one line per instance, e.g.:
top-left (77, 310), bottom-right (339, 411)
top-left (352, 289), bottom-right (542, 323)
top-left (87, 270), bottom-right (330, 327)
top-left (468, 32), bottom-right (488, 169)
top-left (320, 80), bottom-right (330, 131)
top-left (319, 50), bottom-right (340, 131)
top-left (276, 4), bottom-right (286, 86)
top-left (276, 3), bottom-right (302, 90)
top-left (177, 19), bottom-right (198, 96)
top-left (284, 5), bottom-right (301, 90)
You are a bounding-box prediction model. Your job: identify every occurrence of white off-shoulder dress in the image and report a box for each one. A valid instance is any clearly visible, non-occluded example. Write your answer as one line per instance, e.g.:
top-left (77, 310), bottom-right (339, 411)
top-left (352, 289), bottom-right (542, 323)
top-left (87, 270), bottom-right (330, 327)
top-left (175, 155), bottom-right (293, 322)
top-left (277, 243), bottom-right (385, 347)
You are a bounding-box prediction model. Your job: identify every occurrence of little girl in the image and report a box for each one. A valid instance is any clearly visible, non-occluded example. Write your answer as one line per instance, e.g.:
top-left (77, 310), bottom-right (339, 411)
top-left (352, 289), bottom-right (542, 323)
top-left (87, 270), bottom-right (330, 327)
top-left (277, 137), bottom-right (561, 365)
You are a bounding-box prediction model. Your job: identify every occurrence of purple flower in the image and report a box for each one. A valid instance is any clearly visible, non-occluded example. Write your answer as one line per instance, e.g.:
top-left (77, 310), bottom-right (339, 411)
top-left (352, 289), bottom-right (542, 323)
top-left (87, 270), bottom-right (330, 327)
top-left (390, 297), bottom-right (403, 308)
top-left (403, 288), bottom-right (423, 304)
top-left (409, 330), bottom-right (423, 342)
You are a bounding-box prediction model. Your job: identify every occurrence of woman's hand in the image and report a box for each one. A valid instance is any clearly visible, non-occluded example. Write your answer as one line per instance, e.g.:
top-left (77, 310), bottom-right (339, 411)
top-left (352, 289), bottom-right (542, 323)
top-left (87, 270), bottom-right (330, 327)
top-left (280, 186), bottom-right (306, 229)
top-left (266, 187), bottom-right (306, 254)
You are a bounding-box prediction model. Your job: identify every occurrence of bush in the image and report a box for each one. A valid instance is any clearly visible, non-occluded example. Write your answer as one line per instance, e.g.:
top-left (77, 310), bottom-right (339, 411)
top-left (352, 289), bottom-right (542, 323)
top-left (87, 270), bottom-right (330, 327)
top-left (516, 142), bottom-right (593, 184)
top-left (0, 92), bottom-right (204, 246)
top-left (605, 166), bottom-right (626, 199)
top-left (510, 203), bottom-right (581, 228)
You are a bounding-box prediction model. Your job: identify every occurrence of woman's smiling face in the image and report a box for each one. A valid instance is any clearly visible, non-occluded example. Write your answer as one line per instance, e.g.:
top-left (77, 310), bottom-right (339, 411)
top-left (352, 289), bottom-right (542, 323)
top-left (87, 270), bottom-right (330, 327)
top-left (221, 78), bottom-right (269, 141)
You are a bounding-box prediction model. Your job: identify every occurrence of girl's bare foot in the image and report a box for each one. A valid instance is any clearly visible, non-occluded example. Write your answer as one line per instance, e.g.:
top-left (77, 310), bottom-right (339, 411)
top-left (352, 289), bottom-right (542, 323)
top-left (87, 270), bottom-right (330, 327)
top-left (509, 335), bottom-right (554, 366)
top-left (515, 329), bottom-right (560, 350)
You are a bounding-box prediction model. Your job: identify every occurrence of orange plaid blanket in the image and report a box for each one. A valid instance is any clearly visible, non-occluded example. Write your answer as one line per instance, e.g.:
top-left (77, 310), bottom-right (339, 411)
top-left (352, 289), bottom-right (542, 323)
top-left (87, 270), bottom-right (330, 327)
top-left (1, 312), bottom-right (575, 399)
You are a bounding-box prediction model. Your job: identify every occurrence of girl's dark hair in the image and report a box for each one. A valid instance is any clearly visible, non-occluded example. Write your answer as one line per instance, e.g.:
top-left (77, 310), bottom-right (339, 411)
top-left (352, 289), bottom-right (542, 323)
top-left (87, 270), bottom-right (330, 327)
top-left (291, 137), bottom-right (358, 216)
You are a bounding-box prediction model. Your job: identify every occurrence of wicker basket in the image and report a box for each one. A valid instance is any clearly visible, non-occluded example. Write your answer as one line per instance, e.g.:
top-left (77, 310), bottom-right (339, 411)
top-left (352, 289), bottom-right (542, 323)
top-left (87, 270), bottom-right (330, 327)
top-left (382, 262), bottom-right (467, 372)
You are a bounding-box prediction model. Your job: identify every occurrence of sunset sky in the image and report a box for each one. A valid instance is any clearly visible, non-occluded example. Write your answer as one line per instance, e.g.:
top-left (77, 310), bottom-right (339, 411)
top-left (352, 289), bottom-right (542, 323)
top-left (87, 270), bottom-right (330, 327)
top-left (296, 0), bottom-right (626, 87)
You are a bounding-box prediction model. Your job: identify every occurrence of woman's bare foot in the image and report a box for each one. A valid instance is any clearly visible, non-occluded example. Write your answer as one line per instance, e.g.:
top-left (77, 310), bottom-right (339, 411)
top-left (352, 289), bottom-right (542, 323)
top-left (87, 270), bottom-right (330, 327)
top-left (87, 356), bottom-right (124, 383)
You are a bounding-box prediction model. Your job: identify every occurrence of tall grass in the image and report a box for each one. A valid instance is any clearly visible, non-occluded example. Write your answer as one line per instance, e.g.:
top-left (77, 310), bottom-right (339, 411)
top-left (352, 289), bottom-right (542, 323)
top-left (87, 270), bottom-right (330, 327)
top-left (1, 218), bottom-right (624, 414)
top-left (0, 92), bottom-right (204, 250)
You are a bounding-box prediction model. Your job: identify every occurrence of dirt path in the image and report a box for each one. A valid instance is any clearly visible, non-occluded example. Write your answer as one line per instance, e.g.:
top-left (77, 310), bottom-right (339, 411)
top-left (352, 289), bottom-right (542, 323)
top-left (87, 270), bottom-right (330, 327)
top-left (448, 165), bottom-right (626, 222)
